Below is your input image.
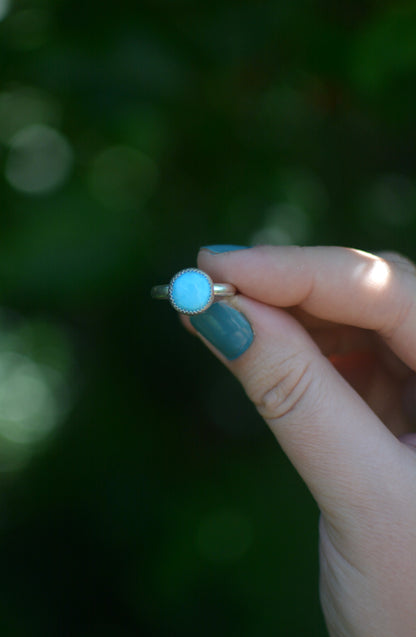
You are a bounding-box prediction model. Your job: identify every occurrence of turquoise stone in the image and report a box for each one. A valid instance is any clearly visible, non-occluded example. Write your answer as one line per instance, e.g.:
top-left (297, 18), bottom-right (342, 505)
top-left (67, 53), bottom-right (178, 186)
top-left (169, 269), bottom-right (213, 314)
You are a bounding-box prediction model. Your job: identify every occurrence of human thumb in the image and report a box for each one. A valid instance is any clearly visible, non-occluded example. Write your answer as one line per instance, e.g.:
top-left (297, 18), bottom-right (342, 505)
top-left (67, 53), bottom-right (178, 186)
top-left (188, 293), bottom-right (406, 524)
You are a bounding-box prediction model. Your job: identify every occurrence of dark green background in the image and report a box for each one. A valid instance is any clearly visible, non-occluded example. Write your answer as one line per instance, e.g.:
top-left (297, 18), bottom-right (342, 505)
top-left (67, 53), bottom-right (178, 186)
top-left (0, 0), bottom-right (415, 635)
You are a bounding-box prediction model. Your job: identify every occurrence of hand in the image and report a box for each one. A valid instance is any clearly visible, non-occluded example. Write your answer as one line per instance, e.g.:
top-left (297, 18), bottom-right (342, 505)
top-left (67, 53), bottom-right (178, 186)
top-left (184, 245), bottom-right (416, 637)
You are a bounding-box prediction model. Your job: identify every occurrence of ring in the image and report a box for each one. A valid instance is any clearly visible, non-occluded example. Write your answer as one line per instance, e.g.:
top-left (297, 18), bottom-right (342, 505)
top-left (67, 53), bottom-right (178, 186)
top-left (151, 268), bottom-right (237, 315)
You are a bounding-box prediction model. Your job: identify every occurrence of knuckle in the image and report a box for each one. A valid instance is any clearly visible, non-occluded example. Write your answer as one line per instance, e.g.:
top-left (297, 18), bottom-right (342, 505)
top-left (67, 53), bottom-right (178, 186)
top-left (254, 352), bottom-right (314, 424)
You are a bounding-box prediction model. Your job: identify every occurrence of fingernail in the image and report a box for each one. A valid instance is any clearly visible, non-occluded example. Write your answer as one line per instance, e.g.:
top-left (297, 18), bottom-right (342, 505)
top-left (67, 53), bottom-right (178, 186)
top-left (201, 245), bottom-right (249, 254)
top-left (190, 302), bottom-right (253, 361)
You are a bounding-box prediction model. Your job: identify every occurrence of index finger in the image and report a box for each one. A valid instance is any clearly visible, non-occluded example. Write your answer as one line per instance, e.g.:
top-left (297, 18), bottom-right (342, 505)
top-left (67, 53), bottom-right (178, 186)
top-left (198, 245), bottom-right (416, 370)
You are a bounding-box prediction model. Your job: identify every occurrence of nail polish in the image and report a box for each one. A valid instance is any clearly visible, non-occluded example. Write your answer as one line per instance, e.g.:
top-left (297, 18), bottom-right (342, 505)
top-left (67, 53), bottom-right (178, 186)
top-left (190, 302), bottom-right (253, 360)
top-left (201, 245), bottom-right (249, 254)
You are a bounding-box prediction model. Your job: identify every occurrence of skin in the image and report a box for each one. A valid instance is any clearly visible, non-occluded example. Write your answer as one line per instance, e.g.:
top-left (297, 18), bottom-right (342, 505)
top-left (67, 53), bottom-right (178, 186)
top-left (183, 245), bottom-right (416, 637)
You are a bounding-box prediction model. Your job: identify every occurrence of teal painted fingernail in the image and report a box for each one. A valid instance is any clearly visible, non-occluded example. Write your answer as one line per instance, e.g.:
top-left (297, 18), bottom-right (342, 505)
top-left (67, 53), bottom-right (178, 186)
top-left (190, 302), bottom-right (253, 361)
top-left (201, 245), bottom-right (249, 254)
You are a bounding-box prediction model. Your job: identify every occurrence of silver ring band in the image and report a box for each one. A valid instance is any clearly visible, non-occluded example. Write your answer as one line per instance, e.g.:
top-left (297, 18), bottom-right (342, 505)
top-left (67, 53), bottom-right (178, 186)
top-left (151, 268), bottom-right (236, 315)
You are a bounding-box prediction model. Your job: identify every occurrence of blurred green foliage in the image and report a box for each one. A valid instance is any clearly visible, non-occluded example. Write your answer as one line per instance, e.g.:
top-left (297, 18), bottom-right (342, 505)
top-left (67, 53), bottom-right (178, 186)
top-left (0, 0), bottom-right (415, 635)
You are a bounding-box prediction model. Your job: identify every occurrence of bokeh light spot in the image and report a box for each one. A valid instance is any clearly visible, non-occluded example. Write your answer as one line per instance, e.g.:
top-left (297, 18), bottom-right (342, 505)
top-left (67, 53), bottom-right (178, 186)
top-left (87, 145), bottom-right (158, 211)
top-left (0, 352), bottom-right (62, 444)
top-left (196, 509), bottom-right (253, 562)
top-left (0, 314), bottom-right (73, 472)
top-left (0, 0), bottom-right (10, 22)
top-left (5, 124), bottom-right (73, 195)
top-left (0, 87), bottom-right (60, 142)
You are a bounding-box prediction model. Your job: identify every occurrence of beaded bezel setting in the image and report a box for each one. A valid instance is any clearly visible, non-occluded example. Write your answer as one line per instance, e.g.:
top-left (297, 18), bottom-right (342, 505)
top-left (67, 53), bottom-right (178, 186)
top-left (168, 268), bottom-right (215, 315)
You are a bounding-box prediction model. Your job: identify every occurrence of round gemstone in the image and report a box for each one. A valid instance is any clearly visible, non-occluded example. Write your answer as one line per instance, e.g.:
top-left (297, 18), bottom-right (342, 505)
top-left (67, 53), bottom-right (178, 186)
top-left (169, 269), bottom-right (213, 314)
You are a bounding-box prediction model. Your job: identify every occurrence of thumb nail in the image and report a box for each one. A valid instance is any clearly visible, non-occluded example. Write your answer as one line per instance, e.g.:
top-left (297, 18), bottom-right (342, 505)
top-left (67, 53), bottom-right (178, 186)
top-left (190, 302), bottom-right (253, 361)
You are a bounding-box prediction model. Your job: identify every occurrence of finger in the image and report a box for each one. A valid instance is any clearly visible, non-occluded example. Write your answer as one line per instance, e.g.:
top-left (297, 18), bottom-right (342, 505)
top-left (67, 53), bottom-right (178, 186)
top-left (197, 246), bottom-right (416, 370)
top-left (188, 295), bottom-right (411, 526)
